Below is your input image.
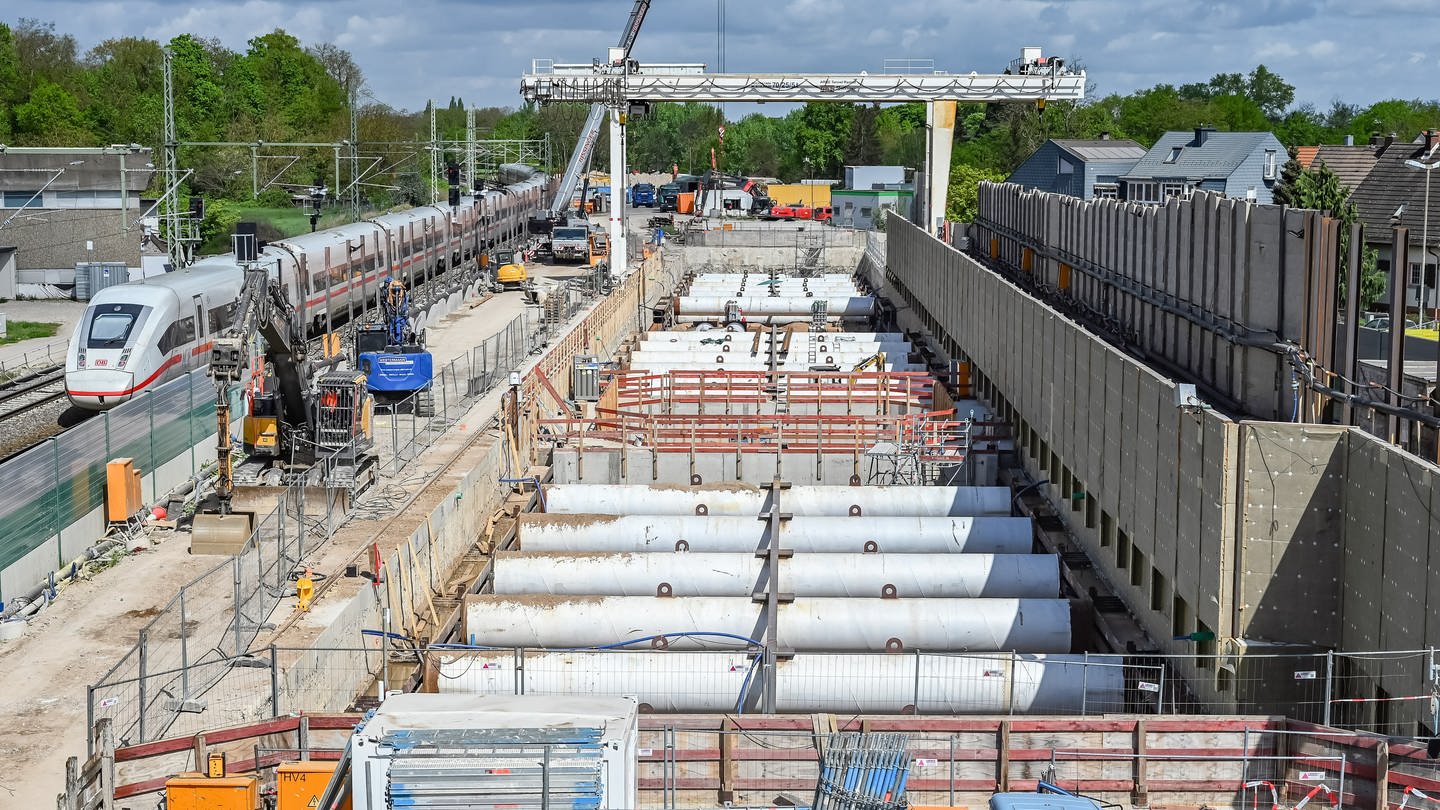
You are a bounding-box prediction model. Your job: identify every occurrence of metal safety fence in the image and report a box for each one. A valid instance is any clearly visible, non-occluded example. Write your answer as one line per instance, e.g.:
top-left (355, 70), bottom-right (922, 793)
top-left (88, 640), bottom-right (1440, 755)
top-left (0, 368), bottom-right (238, 601)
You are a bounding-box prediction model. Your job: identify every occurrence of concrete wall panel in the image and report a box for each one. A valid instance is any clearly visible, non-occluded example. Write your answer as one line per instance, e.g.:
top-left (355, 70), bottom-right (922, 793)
top-left (1236, 425), bottom-right (1346, 645)
top-left (1380, 452), bottom-right (1430, 653)
top-left (1341, 434), bottom-right (1388, 649)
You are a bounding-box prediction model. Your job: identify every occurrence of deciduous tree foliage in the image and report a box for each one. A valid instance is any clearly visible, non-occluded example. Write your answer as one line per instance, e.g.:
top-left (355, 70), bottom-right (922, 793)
top-left (1274, 159), bottom-right (1385, 308)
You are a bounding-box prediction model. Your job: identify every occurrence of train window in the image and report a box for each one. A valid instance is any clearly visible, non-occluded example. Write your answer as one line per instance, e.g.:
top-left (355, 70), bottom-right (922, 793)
top-left (313, 271), bottom-right (328, 291)
top-left (178, 316), bottom-right (197, 344)
top-left (86, 303), bottom-right (144, 348)
top-left (208, 304), bottom-right (232, 334)
top-left (158, 324), bottom-right (173, 354)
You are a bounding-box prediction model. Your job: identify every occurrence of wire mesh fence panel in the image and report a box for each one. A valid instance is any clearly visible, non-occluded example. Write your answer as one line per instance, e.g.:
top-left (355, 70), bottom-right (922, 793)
top-left (1329, 650), bottom-right (1438, 736)
top-left (142, 653), bottom-right (277, 744)
top-left (88, 645), bottom-right (142, 752)
top-left (278, 646), bottom-right (383, 714)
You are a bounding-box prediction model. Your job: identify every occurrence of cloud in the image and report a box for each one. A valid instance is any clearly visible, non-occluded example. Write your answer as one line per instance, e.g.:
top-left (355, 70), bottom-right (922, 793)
top-left (3, 0), bottom-right (1433, 113)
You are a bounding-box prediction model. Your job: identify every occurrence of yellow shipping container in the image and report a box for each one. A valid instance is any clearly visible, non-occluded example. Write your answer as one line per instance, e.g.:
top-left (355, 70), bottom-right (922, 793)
top-left (764, 183), bottom-right (831, 208)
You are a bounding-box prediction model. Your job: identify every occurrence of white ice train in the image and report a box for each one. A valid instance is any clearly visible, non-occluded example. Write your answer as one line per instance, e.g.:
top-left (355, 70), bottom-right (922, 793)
top-left (66, 166), bottom-right (550, 410)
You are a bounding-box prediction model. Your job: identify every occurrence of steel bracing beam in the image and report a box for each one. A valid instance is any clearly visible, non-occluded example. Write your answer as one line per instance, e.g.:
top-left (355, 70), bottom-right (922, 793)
top-left (522, 66), bottom-right (1086, 105)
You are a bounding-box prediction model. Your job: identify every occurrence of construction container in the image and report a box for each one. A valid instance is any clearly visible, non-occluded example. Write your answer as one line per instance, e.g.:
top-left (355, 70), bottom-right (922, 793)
top-left (104, 458), bottom-right (142, 523)
top-left (74, 262), bottom-right (129, 301)
top-left (349, 693), bottom-right (638, 810)
top-left (276, 761), bottom-right (349, 810)
top-left (164, 773), bottom-right (258, 810)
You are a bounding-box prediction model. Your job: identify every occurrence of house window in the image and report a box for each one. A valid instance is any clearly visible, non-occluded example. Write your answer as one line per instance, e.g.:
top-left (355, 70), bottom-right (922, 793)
top-left (1264, 149), bottom-right (1278, 179)
top-left (1164, 147), bottom-right (1183, 164)
top-left (860, 207), bottom-right (873, 217)
top-left (1127, 181), bottom-right (1160, 203)
top-left (1161, 182), bottom-right (1189, 201)
top-left (1093, 183), bottom-right (1119, 199)
top-left (1058, 157), bottom-right (1075, 175)
top-left (1410, 262), bottom-right (1424, 287)
top-left (3, 191), bottom-right (42, 208)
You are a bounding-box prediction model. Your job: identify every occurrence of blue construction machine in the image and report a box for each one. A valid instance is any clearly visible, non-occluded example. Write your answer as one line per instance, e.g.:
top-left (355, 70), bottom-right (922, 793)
top-left (354, 278), bottom-right (435, 416)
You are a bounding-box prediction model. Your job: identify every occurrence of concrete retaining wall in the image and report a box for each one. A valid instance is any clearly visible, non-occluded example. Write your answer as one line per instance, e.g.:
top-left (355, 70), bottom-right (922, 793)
top-left (883, 215), bottom-right (1440, 735)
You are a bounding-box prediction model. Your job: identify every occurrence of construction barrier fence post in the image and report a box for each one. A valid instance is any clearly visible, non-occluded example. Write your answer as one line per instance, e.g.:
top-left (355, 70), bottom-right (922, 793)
top-left (270, 644), bottom-right (280, 717)
top-left (137, 629), bottom-right (148, 744)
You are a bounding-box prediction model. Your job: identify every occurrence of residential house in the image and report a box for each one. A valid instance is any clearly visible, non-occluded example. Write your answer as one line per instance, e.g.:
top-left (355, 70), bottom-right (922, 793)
top-left (1120, 127), bottom-right (1286, 204)
top-left (1352, 131), bottom-right (1440, 311)
top-left (1299, 139), bottom-right (1381, 195)
top-left (1005, 137), bottom-right (1146, 200)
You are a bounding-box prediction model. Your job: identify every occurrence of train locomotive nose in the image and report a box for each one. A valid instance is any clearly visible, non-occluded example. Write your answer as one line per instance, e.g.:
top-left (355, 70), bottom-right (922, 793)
top-left (64, 369), bottom-right (137, 410)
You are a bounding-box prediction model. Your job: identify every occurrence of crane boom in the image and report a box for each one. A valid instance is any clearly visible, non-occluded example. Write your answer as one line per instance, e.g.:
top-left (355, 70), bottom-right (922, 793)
top-left (546, 0), bottom-right (651, 218)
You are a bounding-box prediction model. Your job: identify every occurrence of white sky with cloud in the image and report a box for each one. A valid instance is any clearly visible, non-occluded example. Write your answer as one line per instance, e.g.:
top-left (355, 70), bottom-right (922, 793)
top-left (6, 0), bottom-right (1435, 114)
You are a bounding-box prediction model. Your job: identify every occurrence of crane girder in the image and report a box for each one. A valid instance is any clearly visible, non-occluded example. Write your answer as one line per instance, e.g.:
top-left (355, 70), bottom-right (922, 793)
top-left (523, 67), bottom-right (1087, 105)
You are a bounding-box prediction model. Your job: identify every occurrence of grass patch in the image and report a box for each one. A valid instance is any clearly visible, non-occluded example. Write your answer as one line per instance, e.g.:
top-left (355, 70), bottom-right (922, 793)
top-left (0, 320), bottom-right (60, 345)
top-left (232, 206), bottom-right (354, 239)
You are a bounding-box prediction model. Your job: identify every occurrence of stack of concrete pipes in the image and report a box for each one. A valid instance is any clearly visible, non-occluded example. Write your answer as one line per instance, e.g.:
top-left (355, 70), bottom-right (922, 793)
top-left (452, 483), bottom-right (1124, 713)
top-left (675, 271), bottom-right (877, 325)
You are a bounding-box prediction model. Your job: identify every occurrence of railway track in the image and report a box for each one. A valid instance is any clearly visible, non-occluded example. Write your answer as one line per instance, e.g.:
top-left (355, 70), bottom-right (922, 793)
top-left (0, 364), bottom-right (67, 421)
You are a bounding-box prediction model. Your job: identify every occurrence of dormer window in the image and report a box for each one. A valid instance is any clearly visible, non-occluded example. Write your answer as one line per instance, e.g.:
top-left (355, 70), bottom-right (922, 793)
top-left (1164, 147), bottom-right (1183, 164)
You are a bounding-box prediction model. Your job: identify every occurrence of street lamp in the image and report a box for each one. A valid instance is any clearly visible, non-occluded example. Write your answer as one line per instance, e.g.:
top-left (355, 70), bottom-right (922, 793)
top-left (1405, 143), bottom-right (1440, 323)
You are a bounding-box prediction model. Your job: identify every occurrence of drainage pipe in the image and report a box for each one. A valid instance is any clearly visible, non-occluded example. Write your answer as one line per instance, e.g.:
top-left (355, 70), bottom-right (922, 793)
top-left (518, 514), bottom-right (1032, 554)
top-left (492, 551), bottom-right (1058, 597)
top-left (541, 484), bottom-right (1014, 517)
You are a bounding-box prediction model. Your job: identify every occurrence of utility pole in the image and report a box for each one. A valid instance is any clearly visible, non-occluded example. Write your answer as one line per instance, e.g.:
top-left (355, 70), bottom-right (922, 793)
top-left (160, 48), bottom-right (189, 270)
top-left (429, 101), bottom-right (439, 204)
top-left (465, 108), bottom-right (477, 193)
top-left (348, 80), bottom-right (360, 222)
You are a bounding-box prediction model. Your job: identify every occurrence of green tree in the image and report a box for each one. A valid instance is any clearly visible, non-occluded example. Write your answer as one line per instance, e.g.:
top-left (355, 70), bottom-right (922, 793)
top-left (791, 102), bottom-right (854, 178)
top-left (13, 80), bottom-right (90, 144)
top-left (0, 23), bottom-right (20, 140)
top-left (1273, 162), bottom-right (1384, 307)
top-left (946, 163), bottom-right (1006, 222)
top-left (1245, 64), bottom-right (1295, 119)
top-left (83, 37), bottom-right (164, 145)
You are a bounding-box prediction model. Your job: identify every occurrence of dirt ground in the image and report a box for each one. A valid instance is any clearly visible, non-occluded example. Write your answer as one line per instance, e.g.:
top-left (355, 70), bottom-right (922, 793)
top-left (0, 528), bottom-right (217, 806)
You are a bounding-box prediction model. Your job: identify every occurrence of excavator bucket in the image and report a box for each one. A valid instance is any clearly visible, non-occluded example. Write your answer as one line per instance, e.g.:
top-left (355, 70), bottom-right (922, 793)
top-left (190, 511), bottom-right (253, 555)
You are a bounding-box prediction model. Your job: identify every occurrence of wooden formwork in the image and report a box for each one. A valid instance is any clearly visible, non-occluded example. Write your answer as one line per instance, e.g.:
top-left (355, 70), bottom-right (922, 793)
top-left (86, 711), bottom-right (1440, 810)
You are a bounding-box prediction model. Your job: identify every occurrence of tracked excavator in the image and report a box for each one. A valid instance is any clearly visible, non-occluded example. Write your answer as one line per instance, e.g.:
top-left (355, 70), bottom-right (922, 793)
top-left (192, 228), bottom-right (377, 552)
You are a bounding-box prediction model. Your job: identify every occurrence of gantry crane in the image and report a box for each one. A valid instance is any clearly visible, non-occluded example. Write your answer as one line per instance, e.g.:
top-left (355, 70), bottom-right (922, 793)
top-left (521, 46), bottom-right (1086, 278)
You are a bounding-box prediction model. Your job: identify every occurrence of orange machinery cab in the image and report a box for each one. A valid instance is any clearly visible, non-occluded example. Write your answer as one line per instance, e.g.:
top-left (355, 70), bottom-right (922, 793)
top-left (165, 773), bottom-right (258, 810)
top-left (276, 760), bottom-right (351, 810)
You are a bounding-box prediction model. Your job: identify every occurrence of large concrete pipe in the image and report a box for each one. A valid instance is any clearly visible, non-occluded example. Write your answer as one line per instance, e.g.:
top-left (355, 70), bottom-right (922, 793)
top-left (492, 552), bottom-right (1059, 597)
top-left (676, 296), bottom-right (875, 317)
top-left (518, 515), bottom-right (1032, 554)
top-left (461, 596), bottom-right (1072, 652)
top-left (542, 484), bottom-right (1014, 517)
top-left (433, 650), bottom-right (1124, 714)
